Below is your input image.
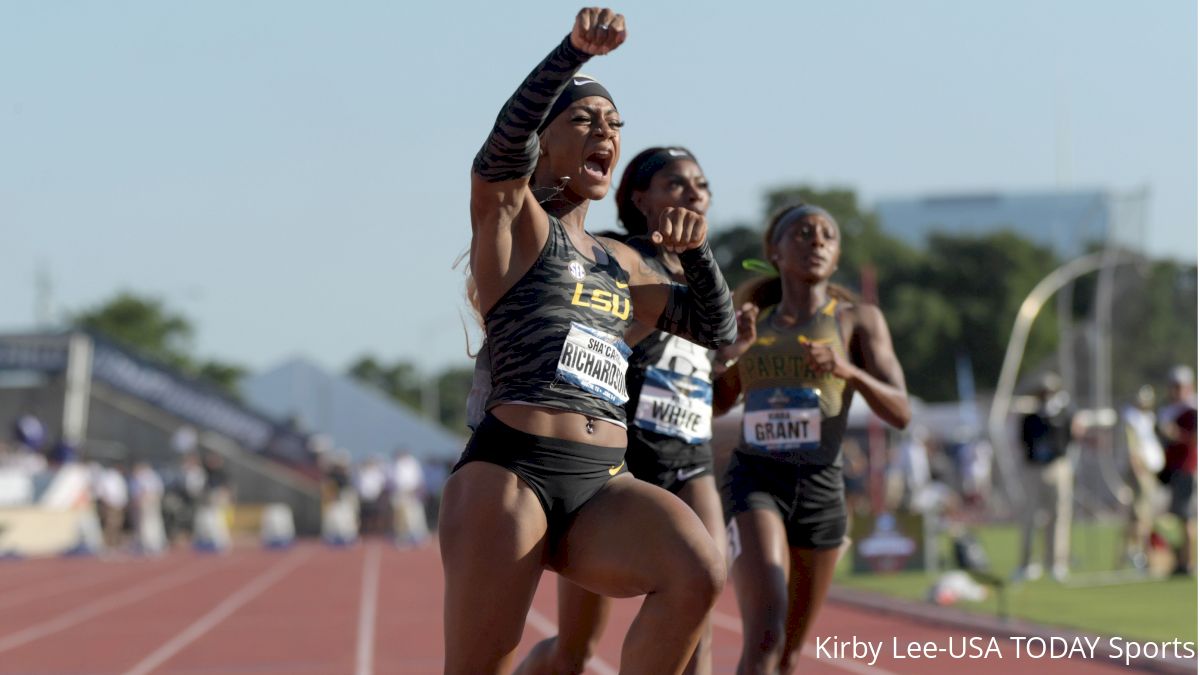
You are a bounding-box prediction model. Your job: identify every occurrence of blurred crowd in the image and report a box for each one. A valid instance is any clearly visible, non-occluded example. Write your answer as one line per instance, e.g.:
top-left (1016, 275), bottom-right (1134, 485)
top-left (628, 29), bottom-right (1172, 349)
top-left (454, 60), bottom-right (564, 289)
top-left (859, 364), bottom-right (1197, 582)
top-left (318, 446), bottom-right (450, 548)
top-left (0, 418), bottom-right (235, 556)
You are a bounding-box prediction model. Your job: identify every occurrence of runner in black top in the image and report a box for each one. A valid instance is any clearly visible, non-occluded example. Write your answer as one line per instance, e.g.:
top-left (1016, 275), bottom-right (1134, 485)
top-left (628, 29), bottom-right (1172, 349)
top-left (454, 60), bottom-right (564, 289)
top-left (713, 204), bottom-right (910, 675)
top-left (515, 147), bottom-right (727, 675)
top-left (441, 9), bottom-right (737, 675)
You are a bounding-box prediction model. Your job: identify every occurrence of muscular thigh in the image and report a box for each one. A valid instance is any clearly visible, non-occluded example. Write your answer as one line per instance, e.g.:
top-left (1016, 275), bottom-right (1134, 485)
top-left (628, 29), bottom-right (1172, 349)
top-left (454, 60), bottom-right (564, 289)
top-left (551, 475), bottom-right (718, 597)
top-left (440, 461), bottom-right (550, 565)
top-left (676, 475), bottom-right (727, 555)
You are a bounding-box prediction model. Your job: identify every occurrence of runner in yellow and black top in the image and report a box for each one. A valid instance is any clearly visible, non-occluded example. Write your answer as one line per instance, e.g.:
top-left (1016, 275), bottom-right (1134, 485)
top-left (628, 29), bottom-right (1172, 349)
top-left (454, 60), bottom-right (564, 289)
top-left (713, 203), bottom-right (911, 675)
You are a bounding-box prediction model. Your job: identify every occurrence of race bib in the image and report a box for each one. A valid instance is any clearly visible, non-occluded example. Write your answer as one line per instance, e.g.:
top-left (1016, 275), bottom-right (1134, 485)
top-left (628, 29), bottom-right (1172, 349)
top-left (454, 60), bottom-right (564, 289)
top-left (742, 387), bottom-right (822, 453)
top-left (556, 322), bottom-right (631, 405)
top-left (633, 366), bottom-right (713, 444)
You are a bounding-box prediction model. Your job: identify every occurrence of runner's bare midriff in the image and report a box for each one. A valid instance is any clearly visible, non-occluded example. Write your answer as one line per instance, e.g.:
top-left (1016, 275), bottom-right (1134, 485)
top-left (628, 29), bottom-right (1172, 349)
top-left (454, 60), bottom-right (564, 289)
top-left (492, 403), bottom-right (627, 447)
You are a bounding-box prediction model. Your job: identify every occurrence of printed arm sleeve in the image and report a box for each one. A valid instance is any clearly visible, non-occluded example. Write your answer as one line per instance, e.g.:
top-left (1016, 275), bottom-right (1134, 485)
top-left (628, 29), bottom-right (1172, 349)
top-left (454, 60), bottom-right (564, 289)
top-left (472, 36), bottom-right (591, 182)
top-left (654, 241), bottom-right (737, 349)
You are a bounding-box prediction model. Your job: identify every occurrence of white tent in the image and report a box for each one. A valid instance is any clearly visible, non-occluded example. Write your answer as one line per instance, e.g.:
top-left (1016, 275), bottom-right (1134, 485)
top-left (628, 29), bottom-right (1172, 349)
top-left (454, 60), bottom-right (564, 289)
top-left (242, 358), bottom-right (465, 463)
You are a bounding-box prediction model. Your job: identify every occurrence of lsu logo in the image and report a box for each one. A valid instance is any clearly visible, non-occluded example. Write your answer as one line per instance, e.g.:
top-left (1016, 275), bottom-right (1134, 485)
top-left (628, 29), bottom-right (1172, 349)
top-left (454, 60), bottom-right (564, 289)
top-left (568, 260), bottom-right (586, 281)
top-left (571, 283), bottom-right (631, 319)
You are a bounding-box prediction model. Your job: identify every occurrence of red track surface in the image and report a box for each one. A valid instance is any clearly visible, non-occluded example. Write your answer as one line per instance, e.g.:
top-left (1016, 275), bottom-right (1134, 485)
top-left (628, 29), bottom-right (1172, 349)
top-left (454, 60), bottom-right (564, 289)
top-left (0, 541), bottom-right (1148, 674)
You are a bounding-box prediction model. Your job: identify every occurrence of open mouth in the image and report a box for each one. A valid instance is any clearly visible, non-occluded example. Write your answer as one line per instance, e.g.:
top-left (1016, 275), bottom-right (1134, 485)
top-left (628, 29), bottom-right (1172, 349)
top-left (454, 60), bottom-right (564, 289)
top-left (583, 148), bottom-right (613, 180)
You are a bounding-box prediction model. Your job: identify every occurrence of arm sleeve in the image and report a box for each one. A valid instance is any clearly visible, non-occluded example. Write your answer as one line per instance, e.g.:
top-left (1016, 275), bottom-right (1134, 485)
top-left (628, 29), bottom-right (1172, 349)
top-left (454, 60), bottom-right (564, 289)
top-left (472, 36), bottom-right (591, 182)
top-left (654, 241), bottom-right (737, 349)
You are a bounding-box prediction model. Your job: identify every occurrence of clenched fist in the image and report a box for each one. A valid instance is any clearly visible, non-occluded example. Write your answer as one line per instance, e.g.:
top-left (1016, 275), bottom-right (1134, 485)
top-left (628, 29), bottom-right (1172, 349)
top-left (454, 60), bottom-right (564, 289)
top-left (650, 206), bottom-right (707, 254)
top-left (570, 7), bottom-right (627, 56)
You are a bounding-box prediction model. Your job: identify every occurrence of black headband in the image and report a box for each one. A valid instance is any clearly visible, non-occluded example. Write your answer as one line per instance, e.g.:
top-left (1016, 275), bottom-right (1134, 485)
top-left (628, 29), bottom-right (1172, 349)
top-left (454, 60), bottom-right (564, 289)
top-left (538, 74), bottom-right (616, 133)
top-left (771, 205), bottom-right (837, 245)
top-left (630, 147), bottom-right (697, 186)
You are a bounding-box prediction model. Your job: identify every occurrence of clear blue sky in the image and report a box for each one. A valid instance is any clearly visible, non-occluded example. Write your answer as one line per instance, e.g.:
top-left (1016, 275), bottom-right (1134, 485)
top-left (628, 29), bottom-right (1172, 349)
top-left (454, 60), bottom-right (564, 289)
top-left (1, 1), bottom-right (1195, 376)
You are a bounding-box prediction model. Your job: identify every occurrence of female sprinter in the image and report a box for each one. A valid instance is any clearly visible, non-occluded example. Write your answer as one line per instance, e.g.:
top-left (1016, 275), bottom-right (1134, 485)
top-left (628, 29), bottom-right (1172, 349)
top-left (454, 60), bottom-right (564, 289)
top-left (440, 9), bottom-right (737, 675)
top-left (515, 146), bottom-right (726, 675)
top-left (712, 204), bottom-right (910, 675)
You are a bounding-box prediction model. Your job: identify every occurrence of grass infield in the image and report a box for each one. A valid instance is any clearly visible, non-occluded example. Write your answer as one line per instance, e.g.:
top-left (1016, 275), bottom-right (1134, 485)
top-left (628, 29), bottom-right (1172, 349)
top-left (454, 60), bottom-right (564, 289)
top-left (835, 519), bottom-right (1197, 643)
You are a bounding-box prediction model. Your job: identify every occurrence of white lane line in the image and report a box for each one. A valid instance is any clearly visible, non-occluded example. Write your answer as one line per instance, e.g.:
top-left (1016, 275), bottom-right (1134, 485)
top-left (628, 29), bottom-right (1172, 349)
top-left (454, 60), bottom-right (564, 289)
top-left (710, 609), bottom-right (900, 675)
top-left (355, 543), bottom-right (382, 675)
top-left (525, 606), bottom-right (619, 675)
top-left (121, 549), bottom-right (312, 675)
top-left (0, 559), bottom-right (219, 654)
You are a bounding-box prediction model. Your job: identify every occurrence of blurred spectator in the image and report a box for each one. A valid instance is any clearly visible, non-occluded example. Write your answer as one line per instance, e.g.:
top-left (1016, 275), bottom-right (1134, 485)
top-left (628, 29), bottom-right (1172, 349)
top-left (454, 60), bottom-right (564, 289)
top-left (48, 439), bottom-right (78, 466)
top-left (421, 458), bottom-right (452, 527)
top-left (355, 456), bottom-right (388, 535)
top-left (957, 436), bottom-right (994, 509)
top-left (1158, 365), bottom-right (1197, 576)
top-left (1015, 372), bottom-right (1082, 582)
top-left (390, 450), bottom-right (429, 547)
top-left (895, 427), bottom-right (932, 512)
top-left (8, 413), bottom-right (47, 476)
top-left (93, 463), bottom-right (129, 550)
top-left (1119, 385), bottom-right (1165, 571)
top-left (162, 452), bottom-right (208, 546)
top-left (842, 438), bottom-right (869, 521)
top-left (322, 450), bottom-right (358, 546)
top-left (194, 453), bottom-right (232, 552)
top-left (129, 462), bottom-right (167, 555)
top-left (12, 413), bottom-right (45, 452)
top-left (171, 425), bottom-right (199, 455)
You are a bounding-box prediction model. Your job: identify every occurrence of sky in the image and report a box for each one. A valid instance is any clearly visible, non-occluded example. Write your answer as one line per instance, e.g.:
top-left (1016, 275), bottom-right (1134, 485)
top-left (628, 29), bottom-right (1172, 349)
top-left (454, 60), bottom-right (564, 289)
top-left (1, 1), bottom-right (1195, 378)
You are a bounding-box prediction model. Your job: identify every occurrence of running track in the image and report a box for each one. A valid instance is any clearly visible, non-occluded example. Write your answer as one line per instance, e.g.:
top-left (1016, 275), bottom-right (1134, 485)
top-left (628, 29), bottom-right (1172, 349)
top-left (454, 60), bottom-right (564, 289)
top-left (0, 541), bottom-right (1152, 674)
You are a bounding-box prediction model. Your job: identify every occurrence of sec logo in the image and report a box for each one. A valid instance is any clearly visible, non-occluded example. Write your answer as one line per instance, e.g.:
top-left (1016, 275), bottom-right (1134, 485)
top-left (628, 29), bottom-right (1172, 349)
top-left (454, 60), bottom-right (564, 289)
top-left (568, 260), bottom-right (586, 281)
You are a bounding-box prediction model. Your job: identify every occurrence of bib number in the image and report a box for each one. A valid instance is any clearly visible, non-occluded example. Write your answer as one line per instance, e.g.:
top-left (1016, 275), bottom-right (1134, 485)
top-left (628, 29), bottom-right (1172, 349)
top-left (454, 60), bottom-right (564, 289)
top-left (556, 323), bottom-right (631, 405)
top-left (633, 367), bottom-right (713, 444)
top-left (742, 388), bottom-right (822, 453)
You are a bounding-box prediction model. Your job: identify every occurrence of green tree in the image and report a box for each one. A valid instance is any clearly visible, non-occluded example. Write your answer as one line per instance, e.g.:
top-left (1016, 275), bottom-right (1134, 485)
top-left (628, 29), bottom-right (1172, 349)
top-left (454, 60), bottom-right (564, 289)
top-left (913, 230), bottom-right (1061, 400)
top-left (709, 223), bottom-right (763, 292)
top-left (346, 356), bottom-right (423, 410)
top-left (1107, 260), bottom-right (1198, 401)
top-left (75, 292), bottom-right (194, 370)
top-left (347, 356), bottom-right (472, 433)
top-left (73, 291), bottom-right (247, 395)
top-left (436, 366), bottom-right (475, 433)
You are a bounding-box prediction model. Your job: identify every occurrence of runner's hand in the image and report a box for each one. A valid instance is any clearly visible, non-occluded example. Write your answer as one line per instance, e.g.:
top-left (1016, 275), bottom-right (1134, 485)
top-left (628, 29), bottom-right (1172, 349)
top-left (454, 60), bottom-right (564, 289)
top-left (805, 341), bottom-right (855, 380)
top-left (715, 303), bottom-right (758, 366)
top-left (571, 8), bottom-right (627, 55)
top-left (650, 206), bottom-right (707, 254)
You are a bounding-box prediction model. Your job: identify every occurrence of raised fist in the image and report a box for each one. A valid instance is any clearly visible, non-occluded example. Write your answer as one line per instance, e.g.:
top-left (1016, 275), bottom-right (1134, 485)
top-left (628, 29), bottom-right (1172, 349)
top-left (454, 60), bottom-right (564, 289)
top-left (570, 7), bottom-right (627, 56)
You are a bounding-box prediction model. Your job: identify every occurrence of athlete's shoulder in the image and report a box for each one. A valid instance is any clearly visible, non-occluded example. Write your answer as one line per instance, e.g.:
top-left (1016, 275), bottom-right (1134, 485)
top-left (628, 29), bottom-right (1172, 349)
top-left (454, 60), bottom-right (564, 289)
top-left (594, 235), bottom-right (641, 269)
top-left (844, 301), bottom-right (891, 337)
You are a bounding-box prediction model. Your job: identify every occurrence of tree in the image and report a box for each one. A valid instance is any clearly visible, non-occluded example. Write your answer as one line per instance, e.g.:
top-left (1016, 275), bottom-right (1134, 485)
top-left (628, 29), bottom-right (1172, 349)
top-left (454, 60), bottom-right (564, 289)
top-left (1106, 260), bottom-right (1198, 401)
top-left (74, 292), bottom-right (194, 371)
top-left (72, 291), bottom-right (247, 396)
top-left (436, 366), bottom-right (475, 433)
top-left (346, 356), bottom-right (423, 410)
top-left (347, 356), bottom-right (473, 433)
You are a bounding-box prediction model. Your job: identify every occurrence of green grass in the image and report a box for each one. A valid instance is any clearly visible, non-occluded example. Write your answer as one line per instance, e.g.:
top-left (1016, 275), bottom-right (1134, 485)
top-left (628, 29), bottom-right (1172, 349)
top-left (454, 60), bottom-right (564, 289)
top-left (835, 520), bottom-right (1197, 643)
